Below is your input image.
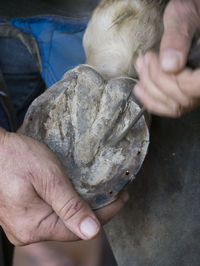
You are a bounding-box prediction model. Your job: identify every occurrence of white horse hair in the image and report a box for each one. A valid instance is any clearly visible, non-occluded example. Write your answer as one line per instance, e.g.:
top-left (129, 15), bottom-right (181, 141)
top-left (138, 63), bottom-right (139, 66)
top-left (83, 0), bottom-right (169, 79)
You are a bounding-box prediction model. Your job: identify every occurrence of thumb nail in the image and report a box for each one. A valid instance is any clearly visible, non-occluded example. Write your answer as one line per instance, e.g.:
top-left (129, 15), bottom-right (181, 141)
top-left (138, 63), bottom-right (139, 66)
top-left (161, 50), bottom-right (183, 72)
top-left (80, 217), bottom-right (100, 238)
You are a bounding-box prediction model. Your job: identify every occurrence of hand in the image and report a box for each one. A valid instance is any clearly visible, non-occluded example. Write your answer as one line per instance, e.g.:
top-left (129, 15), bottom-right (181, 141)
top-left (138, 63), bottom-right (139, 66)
top-left (134, 0), bottom-right (200, 117)
top-left (0, 127), bottom-right (128, 246)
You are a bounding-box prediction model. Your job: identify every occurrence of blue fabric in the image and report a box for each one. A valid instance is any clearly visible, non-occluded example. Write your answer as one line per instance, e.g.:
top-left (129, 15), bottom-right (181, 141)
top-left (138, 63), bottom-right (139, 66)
top-left (0, 38), bottom-right (45, 127)
top-left (11, 17), bottom-right (88, 88)
top-left (0, 16), bottom-right (88, 128)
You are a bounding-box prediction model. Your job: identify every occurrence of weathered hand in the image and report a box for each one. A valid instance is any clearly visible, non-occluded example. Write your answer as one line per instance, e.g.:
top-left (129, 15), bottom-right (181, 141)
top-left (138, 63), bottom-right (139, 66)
top-left (134, 0), bottom-right (200, 117)
top-left (135, 51), bottom-right (200, 117)
top-left (0, 127), bottom-right (128, 246)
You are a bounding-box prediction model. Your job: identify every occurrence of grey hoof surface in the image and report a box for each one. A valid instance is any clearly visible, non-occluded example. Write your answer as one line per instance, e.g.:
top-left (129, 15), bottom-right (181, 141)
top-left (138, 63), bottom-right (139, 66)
top-left (22, 65), bottom-right (149, 209)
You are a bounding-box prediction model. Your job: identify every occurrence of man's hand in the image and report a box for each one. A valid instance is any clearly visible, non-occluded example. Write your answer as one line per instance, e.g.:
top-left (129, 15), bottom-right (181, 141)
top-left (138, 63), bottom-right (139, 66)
top-left (134, 0), bottom-right (200, 117)
top-left (0, 127), bottom-right (128, 246)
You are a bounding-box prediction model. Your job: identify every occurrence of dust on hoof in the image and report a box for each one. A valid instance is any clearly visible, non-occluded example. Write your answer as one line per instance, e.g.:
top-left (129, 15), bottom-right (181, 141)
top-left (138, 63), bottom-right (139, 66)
top-left (22, 65), bottom-right (149, 209)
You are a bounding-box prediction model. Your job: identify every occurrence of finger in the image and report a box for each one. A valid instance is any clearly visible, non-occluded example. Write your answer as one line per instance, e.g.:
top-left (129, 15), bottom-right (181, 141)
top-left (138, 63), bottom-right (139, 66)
top-left (29, 181), bottom-right (128, 242)
top-left (37, 214), bottom-right (79, 242)
top-left (144, 52), bottom-right (192, 107)
top-left (134, 84), bottom-right (182, 117)
top-left (33, 167), bottom-right (101, 241)
top-left (1, 193), bottom-right (80, 245)
top-left (177, 68), bottom-right (200, 98)
top-left (11, 215), bottom-right (78, 245)
top-left (31, 201), bottom-right (79, 242)
top-left (95, 190), bottom-right (129, 225)
top-left (136, 55), bottom-right (178, 111)
top-left (160, 1), bottom-right (198, 72)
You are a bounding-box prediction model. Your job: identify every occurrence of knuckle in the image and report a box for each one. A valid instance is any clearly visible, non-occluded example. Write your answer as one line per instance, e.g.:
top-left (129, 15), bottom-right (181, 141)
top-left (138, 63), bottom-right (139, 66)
top-left (59, 197), bottom-right (84, 222)
top-left (2, 221), bottom-right (36, 246)
top-left (16, 229), bottom-right (34, 245)
top-left (14, 223), bottom-right (39, 245)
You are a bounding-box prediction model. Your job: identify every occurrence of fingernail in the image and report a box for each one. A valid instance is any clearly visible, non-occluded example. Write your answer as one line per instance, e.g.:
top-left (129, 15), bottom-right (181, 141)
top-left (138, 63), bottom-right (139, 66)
top-left (80, 217), bottom-right (99, 238)
top-left (161, 50), bottom-right (182, 71)
top-left (136, 57), bottom-right (143, 74)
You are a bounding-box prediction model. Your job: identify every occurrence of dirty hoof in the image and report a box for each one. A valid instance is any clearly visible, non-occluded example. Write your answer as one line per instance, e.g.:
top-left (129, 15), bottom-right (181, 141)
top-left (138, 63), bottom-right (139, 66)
top-left (22, 65), bottom-right (149, 209)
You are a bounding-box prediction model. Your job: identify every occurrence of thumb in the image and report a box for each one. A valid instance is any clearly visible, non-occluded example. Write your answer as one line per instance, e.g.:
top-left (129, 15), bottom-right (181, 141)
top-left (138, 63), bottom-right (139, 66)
top-left (40, 170), bottom-right (101, 240)
top-left (160, 1), bottom-right (198, 73)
